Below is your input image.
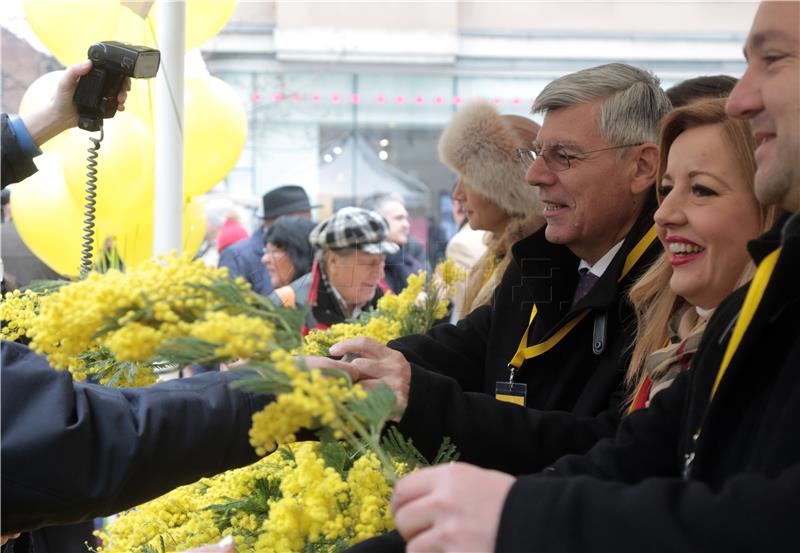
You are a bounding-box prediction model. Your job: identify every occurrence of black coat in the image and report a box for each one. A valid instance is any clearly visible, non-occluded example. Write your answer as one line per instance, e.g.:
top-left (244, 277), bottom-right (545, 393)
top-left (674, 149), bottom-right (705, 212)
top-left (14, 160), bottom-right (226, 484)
top-left (496, 213), bottom-right (800, 552)
top-left (389, 196), bottom-right (661, 475)
top-left (0, 341), bottom-right (268, 535)
top-left (383, 241), bottom-right (424, 294)
top-left (1, 114), bottom-right (38, 190)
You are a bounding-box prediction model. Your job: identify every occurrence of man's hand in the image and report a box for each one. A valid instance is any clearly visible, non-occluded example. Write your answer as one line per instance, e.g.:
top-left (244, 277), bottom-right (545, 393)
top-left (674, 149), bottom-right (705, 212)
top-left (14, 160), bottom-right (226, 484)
top-left (299, 355), bottom-right (361, 382)
top-left (24, 60), bottom-right (132, 147)
top-left (392, 462), bottom-right (515, 553)
top-left (1, 533), bottom-right (21, 546)
top-left (328, 337), bottom-right (412, 415)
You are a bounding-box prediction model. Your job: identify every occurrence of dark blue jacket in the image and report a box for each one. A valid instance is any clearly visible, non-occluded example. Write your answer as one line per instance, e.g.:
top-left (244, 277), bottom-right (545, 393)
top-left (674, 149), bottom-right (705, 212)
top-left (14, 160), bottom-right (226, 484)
top-left (0, 341), bottom-right (268, 535)
top-left (218, 226), bottom-right (273, 296)
top-left (382, 242), bottom-right (424, 294)
top-left (1, 114), bottom-right (38, 190)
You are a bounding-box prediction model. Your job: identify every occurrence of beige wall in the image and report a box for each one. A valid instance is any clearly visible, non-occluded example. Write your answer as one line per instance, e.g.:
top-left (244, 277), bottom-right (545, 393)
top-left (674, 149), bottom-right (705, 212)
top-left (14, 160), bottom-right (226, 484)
top-left (458, 1), bottom-right (758, 34)
top-left (230, 1), bottom-right (276, 26)
top-left (227, 1), bottom-right (757, 36)
top-left (275, 1), bottom-right (457, 30)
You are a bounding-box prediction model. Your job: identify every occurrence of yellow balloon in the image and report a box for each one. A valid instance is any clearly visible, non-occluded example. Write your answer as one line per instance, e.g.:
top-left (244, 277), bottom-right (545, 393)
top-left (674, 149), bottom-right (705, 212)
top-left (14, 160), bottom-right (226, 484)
top-left (18, 71), bottom-right (69, 153)
top-left (122, 78), bottom-right (155, 129)
top-left (25, 0), bottom-right (235, 65)
top-left (147, 0), bottom-right (237, 51)
top-left (183, 196), bottom-right (207, 256)
top-left (9, 154), bottom-right (103, 277)
top-left (62, 111), bottom-right (155, 224)
top-left (104, 196), bottom-right (207, 268)
top-left (184, 76), bottom-right (247, 196)
top-left (24, 0), bottom-right (126, 67)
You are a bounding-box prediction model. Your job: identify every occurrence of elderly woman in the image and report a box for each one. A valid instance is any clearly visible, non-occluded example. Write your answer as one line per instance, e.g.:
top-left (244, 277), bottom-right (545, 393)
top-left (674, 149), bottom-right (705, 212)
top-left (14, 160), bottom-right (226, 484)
top-left (261, 216), bottom-right (316, 289)
top-left (438, 100), bottom-right (544, 319)
top-left (270, 207), bottom-right (397, 334)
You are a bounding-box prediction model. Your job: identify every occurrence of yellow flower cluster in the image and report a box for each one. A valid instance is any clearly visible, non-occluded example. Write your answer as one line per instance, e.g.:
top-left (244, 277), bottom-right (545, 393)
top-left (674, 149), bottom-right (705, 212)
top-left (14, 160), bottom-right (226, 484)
top-left (0, 288), bottom-right (40, 342)
top-left (345, 453), bottom-right (398, 542)
top-left (256, 443), bottom-right (351, 551)
top-left (96, 449), bottom-right (288, 553)
top-left (303, 315), bottom-right (402, 356)
top-left (249, 351), bottom-right (365, 455)
top-left (98, 442), bottom-right (398, 553)
top-left (376, 271), bottom-right (426, 321)
top-left (189, 311), bottom-right (275, 359)
top-left (27, 255), bottom-right (237, 373)
top-left (5, 254), bottom-right (285, 386)
top-left (436, 257), bottom-right (465, 290)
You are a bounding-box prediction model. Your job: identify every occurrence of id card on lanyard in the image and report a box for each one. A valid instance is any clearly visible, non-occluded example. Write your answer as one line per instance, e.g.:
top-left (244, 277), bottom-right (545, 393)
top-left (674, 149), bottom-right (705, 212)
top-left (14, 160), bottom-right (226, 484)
top-left (495, 225), bottom-right (658, 407)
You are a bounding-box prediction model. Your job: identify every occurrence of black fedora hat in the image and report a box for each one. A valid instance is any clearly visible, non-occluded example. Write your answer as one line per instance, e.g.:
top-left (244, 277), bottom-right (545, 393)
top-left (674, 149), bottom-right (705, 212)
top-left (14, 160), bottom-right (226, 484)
top-left (262, 185), bottom-right (319, 220)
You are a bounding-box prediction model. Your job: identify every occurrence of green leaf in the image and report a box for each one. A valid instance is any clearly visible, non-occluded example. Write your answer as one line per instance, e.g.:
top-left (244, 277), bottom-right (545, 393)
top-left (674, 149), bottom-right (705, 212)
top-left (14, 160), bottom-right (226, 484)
top-left (347, 382), bottom-right (397, 430)
top-left (318, 434), bottom-right (355, 478)
top-left (431, 436), bottom-right (460, 465)
top-left (381, 426), bottom-right (429, 467)
top-left (22, 279), bottom-right (69, 295)
top-left (205, 477), bottom-right (280, 531)
top-left (278, 446), bottom-right (297, 465)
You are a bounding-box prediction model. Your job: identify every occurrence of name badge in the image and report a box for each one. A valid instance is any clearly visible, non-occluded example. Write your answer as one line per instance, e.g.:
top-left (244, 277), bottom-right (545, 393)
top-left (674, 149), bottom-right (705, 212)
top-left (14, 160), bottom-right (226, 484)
top-left (495, 381), bottom-right (527, 406)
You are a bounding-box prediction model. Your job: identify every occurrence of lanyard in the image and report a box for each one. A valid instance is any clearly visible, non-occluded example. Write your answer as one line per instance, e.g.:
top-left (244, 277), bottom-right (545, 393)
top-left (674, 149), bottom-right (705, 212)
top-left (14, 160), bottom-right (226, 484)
top-left (710, 246), bottom-right (781, 401)
top-left (507, 225), bottom-right (658, 380)
top-left (682, 246), bottom-right (780, 480)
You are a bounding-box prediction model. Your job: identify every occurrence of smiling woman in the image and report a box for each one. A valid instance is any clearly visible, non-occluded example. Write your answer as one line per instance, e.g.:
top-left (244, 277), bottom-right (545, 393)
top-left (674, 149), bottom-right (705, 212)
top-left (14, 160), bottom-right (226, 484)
top-left (627, 98), bottom-right (780, 408)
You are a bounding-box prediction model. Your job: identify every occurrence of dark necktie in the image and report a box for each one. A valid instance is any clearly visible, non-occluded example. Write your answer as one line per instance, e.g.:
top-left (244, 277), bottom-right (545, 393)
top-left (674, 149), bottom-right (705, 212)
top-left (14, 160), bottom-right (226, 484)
top-left (573, 268), bottom-right (600, 305)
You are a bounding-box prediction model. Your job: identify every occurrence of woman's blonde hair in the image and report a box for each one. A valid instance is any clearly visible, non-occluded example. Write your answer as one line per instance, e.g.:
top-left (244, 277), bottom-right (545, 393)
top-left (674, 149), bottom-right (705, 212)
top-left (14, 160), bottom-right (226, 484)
top-left (626, 98), bottom-right (780, 393)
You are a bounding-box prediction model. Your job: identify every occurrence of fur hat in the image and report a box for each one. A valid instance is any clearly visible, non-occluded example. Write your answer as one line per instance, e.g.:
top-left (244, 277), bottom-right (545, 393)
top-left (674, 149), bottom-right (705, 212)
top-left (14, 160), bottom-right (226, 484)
top-left (438, 100), bottom-right (541, 217)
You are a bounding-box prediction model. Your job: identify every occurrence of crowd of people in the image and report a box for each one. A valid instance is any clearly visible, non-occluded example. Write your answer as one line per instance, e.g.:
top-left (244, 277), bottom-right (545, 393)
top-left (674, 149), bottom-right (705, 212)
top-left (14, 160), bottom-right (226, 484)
top-left (1, 1), bottom-right (799, 551)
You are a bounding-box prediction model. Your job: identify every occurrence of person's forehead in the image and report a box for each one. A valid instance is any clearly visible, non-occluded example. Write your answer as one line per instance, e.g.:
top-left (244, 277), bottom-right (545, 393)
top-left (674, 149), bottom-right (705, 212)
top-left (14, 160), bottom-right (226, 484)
top-left (355, 251), bottom-right (384, 263)
top-left (535, 102), bottom-right (602, 147)
top-left (383, 200), bottom-right (407, 216)
top-left (745, 2), bottom-right (800, 54)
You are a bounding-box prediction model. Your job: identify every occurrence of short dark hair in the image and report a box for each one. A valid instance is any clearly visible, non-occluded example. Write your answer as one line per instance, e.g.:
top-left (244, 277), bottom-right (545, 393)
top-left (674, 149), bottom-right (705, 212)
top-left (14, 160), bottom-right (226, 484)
top-left (265, 216), bottom-right (317, 281)
top-left (666, 75), bottom-right (738, 108)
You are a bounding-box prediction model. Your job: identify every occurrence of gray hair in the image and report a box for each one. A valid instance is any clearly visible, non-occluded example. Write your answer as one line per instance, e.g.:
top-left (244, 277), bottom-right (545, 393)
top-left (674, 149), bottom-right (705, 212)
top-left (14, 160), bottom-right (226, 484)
top-left (533, 63), bottom-right (672, 146)
top-left (360, 193), bottom-right (404, 216)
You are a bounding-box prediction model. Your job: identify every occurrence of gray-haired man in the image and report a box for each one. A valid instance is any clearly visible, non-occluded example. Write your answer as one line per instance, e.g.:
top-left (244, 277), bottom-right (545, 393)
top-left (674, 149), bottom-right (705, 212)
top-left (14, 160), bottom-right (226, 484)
top-left (389, 3), bottom-right (800, 552)
top-left (316, 62), bottom-right (670, 477)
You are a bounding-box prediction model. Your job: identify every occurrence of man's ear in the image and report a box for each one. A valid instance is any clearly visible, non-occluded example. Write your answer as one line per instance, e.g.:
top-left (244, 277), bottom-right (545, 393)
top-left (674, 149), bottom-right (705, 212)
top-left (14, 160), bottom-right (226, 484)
top-left (630, 143), bottom-right (659, 194)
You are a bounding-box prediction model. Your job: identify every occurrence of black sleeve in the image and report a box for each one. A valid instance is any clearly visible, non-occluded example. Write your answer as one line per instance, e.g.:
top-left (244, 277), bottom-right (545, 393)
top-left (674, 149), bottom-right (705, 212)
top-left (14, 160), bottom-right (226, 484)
top-left (541, 370), bottom-right (688, 482)
top-left (396, 364), bottom-right (622, 475)
top-left (388, 304), bottom-right (492, 392)
top-left (497, 463), bottom-right (800, 552)
top-left (1, 114), bottom-right (39, 189)
top-left (492, 372), bottom-right (789, 553)
top-left (0, 341), bottom-right (269, 533)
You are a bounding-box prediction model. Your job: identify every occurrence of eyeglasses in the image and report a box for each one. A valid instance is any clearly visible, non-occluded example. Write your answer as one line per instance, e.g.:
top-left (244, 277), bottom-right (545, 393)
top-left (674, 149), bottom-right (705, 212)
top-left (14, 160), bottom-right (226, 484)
top-left (515, 143), bottom-right (643, 172)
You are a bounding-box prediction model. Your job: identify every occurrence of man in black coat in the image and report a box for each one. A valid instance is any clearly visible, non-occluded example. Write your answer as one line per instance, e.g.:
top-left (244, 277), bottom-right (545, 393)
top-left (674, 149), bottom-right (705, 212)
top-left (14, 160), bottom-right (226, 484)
top-left (390, 3), bottom-right (800, 551)
top-left (319, 62), bottom-right (670, 476)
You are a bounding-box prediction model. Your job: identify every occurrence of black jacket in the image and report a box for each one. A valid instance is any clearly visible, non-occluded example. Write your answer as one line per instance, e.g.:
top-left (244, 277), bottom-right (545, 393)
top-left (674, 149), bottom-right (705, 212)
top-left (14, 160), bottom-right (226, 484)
top-left (1, 114), bottom-right (38, 190)
top-left (383, 242), bottom-right (424, 294)
top-left (389, 195), bottom-right (661, 475)
top-left (0, 341), bottom-right (268, 535)
top-left (496, 213), bottom-right (800, 552)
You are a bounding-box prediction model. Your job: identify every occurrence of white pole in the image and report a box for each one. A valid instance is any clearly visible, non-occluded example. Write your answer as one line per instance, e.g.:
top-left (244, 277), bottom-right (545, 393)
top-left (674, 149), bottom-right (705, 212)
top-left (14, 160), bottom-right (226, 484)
top-left (153, 0), bottom-right (185, 256)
